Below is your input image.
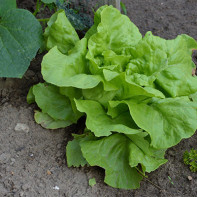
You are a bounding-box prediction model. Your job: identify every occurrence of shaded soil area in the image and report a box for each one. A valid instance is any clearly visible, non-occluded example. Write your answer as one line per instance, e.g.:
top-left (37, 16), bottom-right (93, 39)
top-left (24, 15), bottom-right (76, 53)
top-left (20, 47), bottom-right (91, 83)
top-left (1, 0), bottom-right (197, 196)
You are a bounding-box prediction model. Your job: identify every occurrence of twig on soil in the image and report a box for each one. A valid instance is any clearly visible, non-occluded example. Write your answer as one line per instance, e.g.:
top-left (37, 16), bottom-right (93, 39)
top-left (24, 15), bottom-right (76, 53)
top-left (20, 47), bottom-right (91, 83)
top-left (135, 167), bottom-right (165, 191)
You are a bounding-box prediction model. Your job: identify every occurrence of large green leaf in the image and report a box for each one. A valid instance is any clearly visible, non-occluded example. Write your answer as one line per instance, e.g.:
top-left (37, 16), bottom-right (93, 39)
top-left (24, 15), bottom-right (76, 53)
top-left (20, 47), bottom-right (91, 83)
top-left (66, 132), bottom-right (166, 189)
top-left (75, 99), bottom-right (141, 137)
top-left (80, 133), bottom-right (143, 189)
top-left (44, 9), bottom-right (79, 53)
top-left (88, 6), bottom-right (142, 54)
top-left (0, 9), bottom-right (42, 77)
top-left (0, 0), bottom-right (16, 15)
top-left (127, 133), bottom-right (167, 173)
top-left (42, 38), bottom-right (102, 88)
top-left (112, 98), bottom-right (197, 149)
top-left (32, 83), bottom-right (80, 123)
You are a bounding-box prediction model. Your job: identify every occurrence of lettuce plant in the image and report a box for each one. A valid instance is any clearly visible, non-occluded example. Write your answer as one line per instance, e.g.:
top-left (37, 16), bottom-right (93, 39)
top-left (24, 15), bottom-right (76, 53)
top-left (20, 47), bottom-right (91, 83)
top-left (27, 6), bottom-right (197, 189)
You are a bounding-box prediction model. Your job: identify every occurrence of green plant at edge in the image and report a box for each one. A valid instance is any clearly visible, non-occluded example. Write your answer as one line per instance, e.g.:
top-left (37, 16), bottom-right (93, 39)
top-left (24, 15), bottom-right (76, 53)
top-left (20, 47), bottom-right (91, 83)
top-left (120, 1), bottom-right (127, 15)
top-left (183, 149), bottom-right (197, 172)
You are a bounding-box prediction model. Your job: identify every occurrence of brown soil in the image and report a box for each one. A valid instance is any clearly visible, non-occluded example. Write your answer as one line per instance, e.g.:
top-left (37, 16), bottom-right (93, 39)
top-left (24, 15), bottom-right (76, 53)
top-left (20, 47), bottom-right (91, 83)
top-left (0, 0), bottom-right (197, 196)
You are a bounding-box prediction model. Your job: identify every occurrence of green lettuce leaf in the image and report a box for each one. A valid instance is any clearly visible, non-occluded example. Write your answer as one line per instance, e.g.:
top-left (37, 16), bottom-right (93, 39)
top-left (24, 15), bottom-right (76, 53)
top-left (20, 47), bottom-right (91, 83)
top-left (80, 133), bottom-right (143, 189)
top-left (125, 32), bottom-right (197, 97)
top-left (32, 83), bottom-right (80, 123)
top-left (85, 5), bottom-right (108, 40)
top-left (75, 99), bottom-right (141, 137)
top-left (67, 132), bottom-right (166, 189)
top-left (44, 9), bottom-right (79, 53)
top-left (35, 111), bottom-right (72, 129)
top-left (66, 134), bottom-right (88, 167)
top-left (109, 97), bottom-right (197, 148)
top-left (86, 6), bottom-right (142, 75)
top-left (42, 38), bottom-right (102, 89)
top-left (127, 133), bottom-right (167, 173)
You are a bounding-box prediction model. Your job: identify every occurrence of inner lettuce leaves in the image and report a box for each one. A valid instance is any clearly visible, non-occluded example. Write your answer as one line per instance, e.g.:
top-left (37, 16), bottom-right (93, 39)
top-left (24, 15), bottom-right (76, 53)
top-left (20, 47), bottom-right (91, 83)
top-left (27, 6), bottom-right (197, 189)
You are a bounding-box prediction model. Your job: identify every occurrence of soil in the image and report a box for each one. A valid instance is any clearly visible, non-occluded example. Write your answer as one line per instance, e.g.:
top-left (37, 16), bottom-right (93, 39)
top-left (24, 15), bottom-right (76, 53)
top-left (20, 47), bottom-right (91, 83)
top-left (1, 0), bottom-right (197, 196)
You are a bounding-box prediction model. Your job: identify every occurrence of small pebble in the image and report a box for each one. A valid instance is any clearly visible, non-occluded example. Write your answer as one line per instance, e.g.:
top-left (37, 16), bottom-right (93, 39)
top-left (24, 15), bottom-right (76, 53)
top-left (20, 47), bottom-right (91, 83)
top-left (11, 158), bottom-right (15, 162)
top-left (53, 186), bottom-right (60, 190)
top-left (14, 123), bottom-right (29, 133)
top-left (10, 158), bottom-right (15, 165)
top-left (47, 170), bottom-right (52, 175)
top-left (188, 176), bottom-right (192, 181)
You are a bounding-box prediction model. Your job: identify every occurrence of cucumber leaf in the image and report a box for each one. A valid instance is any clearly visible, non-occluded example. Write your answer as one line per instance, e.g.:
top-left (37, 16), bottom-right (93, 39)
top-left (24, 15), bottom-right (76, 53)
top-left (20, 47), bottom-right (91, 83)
top-left (0, 0), bottom-right (16, 15)
top-left (0, 8), bottom-right (42, 77)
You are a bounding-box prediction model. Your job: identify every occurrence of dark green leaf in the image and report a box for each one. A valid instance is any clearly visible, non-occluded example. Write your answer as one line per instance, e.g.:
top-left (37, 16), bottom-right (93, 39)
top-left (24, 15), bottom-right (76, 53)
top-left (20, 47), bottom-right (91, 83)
top-left (0, 9), bottom-right (42, 77)
top-left (0, 0), bottom-right (16, 16)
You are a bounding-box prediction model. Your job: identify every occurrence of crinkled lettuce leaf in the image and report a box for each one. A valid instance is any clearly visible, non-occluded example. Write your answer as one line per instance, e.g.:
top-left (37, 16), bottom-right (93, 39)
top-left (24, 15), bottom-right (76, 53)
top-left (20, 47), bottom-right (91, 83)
top-left (125, 32), bottom-right (197, 97)
top-left (108, 97), bottom-right (197, 149)
top-left (75, 99), bottom-right (141, 137)
top-left (42, 38), bottom-right (102, 89)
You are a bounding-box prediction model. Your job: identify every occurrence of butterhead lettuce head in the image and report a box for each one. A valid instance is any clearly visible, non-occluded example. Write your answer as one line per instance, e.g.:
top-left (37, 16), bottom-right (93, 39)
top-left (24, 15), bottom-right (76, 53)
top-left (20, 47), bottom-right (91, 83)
top-left (27, 6), bottom-right (197, 189)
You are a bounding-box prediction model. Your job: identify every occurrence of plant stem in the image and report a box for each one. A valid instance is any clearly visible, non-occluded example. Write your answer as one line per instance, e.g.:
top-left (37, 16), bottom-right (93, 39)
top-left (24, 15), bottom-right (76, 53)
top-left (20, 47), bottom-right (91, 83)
top-left (37, 18), bottom-right (50, 22)
top-left (135, 167), bottom-right (164, 191)
top-left (135, 167), bottom-right (148, 178)
top-left (33, 0), bottom-right (42, 16)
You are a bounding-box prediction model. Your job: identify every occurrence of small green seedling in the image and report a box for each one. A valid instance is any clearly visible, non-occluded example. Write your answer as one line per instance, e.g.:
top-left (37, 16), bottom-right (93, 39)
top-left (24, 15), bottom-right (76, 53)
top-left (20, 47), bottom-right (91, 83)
top-left (183, 149), bottom-right (197, 172)
top-left (168, 176), bottom-right (174, 185)
top-left (89, 178), bottom-right (96, 187)
top-left (120, 1), bottom-right (127, 15)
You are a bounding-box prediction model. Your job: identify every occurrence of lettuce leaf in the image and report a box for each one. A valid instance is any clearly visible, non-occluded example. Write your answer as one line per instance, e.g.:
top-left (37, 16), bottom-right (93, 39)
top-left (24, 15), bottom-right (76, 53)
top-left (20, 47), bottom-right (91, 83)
top-left (44, 9), bottom-right (79, 54)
